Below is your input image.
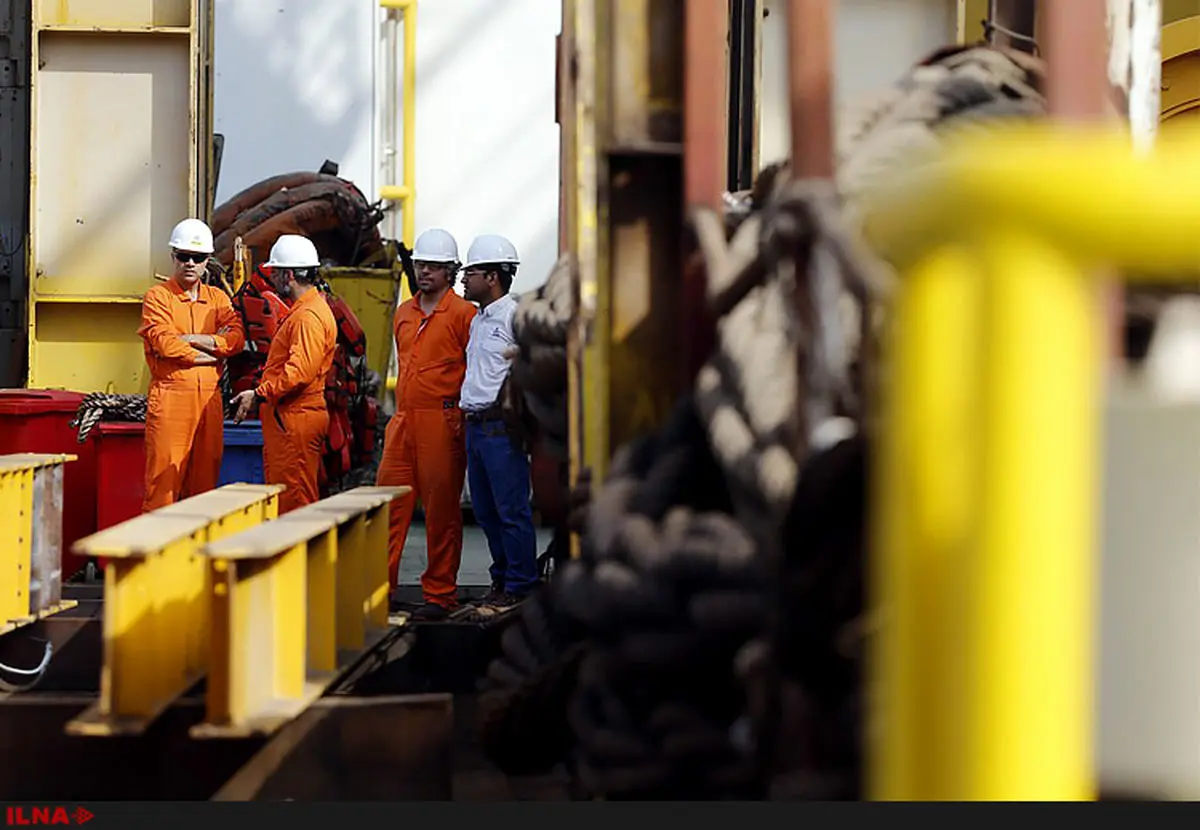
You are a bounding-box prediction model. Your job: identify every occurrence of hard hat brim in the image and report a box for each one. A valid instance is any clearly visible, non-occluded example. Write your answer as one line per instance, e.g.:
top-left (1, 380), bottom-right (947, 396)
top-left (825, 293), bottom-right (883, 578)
top-left (463, 260), bottom-right (520, 269)
top-left (171, 243), bottom-right (214, 255)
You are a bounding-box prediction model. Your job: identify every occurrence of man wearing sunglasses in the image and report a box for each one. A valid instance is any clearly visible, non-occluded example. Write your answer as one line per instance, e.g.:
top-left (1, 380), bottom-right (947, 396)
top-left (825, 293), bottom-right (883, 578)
top-left (230, 234), bottom-right (337, 514)
top-left (138, 217), bottom-right (245, 511)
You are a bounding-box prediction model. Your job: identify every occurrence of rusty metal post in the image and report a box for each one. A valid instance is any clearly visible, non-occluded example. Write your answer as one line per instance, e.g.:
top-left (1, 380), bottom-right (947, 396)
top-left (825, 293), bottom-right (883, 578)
top-left (1044, 0), bottom-right (1123, 360)
top-left (990, 0), bottom-right (1038, 52)
top-left (681, 0), bottom-right (730, 385)
top-left (684, 1), bottom-right (729, 207)
top-left (565, 0), bottom-right (698, 484)
top-left (1044, 1), bottom-right (1110, 121)
top-left (787, 0), bottom-right (834, 180)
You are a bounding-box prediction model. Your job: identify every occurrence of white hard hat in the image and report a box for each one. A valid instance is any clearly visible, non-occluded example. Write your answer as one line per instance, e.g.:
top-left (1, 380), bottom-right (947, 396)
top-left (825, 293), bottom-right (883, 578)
top-left (412, 228), bottom-right (460, 264)
top-left (264, 234), bottom-right (320, 269)
top-left (168, 218), bottom-right (214, 255)
top-left (464, 234), bottom-right (519, 270)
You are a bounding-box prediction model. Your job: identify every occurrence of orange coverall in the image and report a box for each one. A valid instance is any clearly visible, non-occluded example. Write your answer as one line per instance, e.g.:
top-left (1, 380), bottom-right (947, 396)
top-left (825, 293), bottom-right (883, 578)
top-left (139, 281), bottom-right (246, 511)
top-left (256, 288), bottom-right (337, 515)
top-left (376, 290), bottom-right (477, 607)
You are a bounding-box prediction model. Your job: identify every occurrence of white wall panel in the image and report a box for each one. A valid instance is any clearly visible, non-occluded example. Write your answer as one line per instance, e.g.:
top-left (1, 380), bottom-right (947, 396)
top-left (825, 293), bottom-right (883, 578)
top-left (759, 0), bottom-right (957, 169)
top-left (213, 0), bottom-right (561, 295)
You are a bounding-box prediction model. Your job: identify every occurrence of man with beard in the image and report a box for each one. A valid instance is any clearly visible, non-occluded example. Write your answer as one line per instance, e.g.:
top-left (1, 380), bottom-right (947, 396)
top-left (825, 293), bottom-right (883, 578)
top-left (376, 228), bottom-right (477, 620)
top-left (230, 234), bottom-right (337, 514)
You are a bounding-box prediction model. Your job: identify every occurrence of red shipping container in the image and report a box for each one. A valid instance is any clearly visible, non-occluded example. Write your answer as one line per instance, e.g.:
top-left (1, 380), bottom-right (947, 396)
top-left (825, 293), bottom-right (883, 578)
top-left (0, 390), bottom-right (96, 579)
top-left (94, 422), bottom-right (146, 531)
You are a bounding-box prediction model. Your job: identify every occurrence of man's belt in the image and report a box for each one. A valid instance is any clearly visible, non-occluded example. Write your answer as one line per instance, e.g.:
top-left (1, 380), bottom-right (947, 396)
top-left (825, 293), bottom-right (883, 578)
top-left (463, 404), bottom-right (504, 423)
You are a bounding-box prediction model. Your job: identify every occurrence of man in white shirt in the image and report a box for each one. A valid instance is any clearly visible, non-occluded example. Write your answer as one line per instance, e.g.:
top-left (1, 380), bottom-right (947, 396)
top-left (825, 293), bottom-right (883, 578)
top-left (459, 234), bottom-right (538, 607)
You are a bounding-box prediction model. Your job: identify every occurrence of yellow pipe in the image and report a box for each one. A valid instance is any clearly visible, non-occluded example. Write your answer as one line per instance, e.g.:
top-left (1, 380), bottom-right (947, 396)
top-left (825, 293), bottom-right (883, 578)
top-left (869, 246), bottom-right (981, 800)
top-left (401, 1), bottom-right (416, 254)
top-left (959, 231), bottom-right (1099, 800)
top-left (379, 185), bottom-right (412, 202)
top-left (861, 124), bottom-right (1189, 800)
top-left (861, 122), bottom-right (1200, 274)
top-left (379, 0), bottom-right (417, 394)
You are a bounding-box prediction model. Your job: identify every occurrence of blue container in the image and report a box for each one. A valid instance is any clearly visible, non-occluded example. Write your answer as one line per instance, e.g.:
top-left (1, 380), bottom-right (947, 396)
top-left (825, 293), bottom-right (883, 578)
top-left (219, 420), bottom-right (265, 485)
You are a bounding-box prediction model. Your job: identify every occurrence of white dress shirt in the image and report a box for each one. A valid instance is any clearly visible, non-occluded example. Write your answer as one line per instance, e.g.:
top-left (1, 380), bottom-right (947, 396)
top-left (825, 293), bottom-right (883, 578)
top-left (461, 293), bottom-right (518, 412)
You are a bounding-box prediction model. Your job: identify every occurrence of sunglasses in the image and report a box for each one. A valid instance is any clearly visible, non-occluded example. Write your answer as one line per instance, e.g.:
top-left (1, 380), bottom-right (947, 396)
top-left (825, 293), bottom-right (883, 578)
top-left (173, 251), bottom-right (208, 264)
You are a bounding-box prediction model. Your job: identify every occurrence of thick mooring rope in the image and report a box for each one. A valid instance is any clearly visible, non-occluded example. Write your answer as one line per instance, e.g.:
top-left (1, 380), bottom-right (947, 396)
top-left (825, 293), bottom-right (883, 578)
top-left (478, 44), bottom-right (1054, 800)
top-left (69, 392), bottom-right (148, 443)
top-left (507, 254), bottom-right (572, 460)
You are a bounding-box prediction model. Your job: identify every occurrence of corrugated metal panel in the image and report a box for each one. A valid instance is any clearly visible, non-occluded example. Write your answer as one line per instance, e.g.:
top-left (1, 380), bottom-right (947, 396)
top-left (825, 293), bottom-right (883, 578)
top-left (27, 0), bottom-right (211, 392)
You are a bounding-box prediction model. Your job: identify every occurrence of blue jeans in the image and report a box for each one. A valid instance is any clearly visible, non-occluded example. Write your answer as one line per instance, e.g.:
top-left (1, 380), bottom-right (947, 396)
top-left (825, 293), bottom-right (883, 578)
top-left (465, 419), bottom-right (538, 596)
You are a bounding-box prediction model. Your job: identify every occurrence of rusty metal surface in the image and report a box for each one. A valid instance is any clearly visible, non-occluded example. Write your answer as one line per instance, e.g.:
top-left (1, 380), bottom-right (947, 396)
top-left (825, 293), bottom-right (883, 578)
top-left (213, 695), bottom-right (455, 801)
top-left (1043, 0), bottom-right (1123, 360)
top-left (605, 0), bottom-right (689, 440)
top-left (28, 464), bottom-right (64, 613)
top-left (1044, 0), bottom-right (1109, 120)
top-left (610, 0), bottom-right (684, 147)
top-left (682, 0), bottom-right (726, 204)
top-left (0, 696), bottom-right (263, 800)
top-left (609, 155), bottom-right (684, 441)
top-left (680, 0), bottom-right (727, 385)
top-left (787, 0), bottom-right (834, 179)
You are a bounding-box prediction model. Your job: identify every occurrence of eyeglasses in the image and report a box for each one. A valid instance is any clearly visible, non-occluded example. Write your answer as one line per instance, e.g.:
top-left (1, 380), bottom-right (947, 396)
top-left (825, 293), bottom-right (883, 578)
top-left (173, 251), bottom-right (208, 264)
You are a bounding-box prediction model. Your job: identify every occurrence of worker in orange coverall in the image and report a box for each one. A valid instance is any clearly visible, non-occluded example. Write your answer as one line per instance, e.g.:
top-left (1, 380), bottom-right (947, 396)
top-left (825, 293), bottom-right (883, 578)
top-left (139, 218), bottom-right (246, 511)
top-left (230, 235), bottom-right (337, 514)
top-left (377, 228), bottom-right (477, 621)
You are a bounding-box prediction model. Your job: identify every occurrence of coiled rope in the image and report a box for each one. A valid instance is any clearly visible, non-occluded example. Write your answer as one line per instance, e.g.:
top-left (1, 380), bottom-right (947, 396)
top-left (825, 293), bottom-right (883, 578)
top-left (479, 170), bottom-right (883, 805)
top-left (69, 392), bottom-right (148, 443)
top-left (480, 44), bottom-right (1058, 799)
top-left (507, 254), bottom-right (572, 460)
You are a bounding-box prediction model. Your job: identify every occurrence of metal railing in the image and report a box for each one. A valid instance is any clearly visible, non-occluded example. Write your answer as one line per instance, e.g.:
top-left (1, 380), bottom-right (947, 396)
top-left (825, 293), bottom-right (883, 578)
top-left (864, 122), bottom-right (1200, 800)
top-left (0, 453), bottom-right (78, 636)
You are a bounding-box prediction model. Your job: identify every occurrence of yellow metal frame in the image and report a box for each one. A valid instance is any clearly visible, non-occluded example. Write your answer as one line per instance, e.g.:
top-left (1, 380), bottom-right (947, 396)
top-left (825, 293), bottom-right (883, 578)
top-left (378, 0), bottom-right (417, 394)
top-left (194, 486), bottom-right (403, 738)
top-left (322, 240), bottom-right (409, 399)
top-left (26, 0), bottom-right (214, 393)
top-left (863, 122), bottom-right (1200, 800)
top-left (65, 483), bottom-right (283, 737)
top-left (1160, 16), bottom-right (1200, 124)
top-left (559, 0), bottom-right (602, 491)
top-left (378, 0), bottom-right (416, 261)
top-left (956, 0), bottom-right (990, 45)
top-left (0, 453), bottom-right (78, 636)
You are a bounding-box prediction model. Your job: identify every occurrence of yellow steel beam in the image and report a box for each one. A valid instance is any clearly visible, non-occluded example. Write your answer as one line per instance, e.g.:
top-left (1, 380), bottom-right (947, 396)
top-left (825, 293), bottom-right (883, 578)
top-left (0, 453), bottom-right (78, 637)
top-left (863, 123), bottom-right (1200, 800)
top-left (65, 483), bottom-right (283, 737)
top-left (193, 485), bottom-right (407, 739)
